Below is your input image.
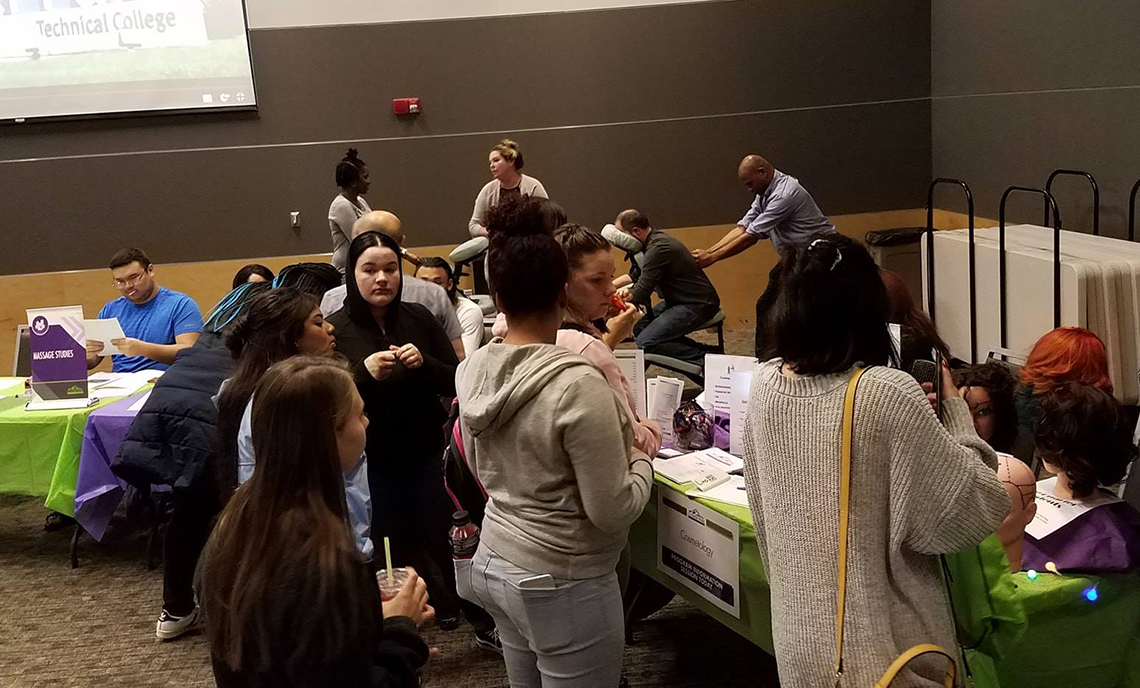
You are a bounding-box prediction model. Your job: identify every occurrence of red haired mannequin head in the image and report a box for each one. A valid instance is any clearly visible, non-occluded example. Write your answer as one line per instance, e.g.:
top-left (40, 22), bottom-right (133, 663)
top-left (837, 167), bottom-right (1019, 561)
top-left (1019, 327), bottom-right (1112, 394)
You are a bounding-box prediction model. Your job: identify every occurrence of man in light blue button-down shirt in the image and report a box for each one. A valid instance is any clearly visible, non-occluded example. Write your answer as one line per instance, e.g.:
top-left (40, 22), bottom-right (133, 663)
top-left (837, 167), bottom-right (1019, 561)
top-left (693, 154), bottom-right (836, 357)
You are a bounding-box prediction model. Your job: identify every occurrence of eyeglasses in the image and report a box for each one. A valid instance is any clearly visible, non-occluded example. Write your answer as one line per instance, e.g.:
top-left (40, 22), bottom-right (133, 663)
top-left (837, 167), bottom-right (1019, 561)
top-left (113, 272), bottom-right (146, 287)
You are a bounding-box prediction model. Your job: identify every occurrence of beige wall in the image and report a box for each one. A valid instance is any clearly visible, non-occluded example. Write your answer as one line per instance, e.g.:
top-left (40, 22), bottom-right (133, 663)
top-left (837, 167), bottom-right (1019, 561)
top-left (1, 209), bottom-right (983, 372)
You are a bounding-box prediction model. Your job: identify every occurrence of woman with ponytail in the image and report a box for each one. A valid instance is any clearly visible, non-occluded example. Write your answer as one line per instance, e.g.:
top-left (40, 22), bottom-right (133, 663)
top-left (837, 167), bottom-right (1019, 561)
top-left (329, 147), bottom-right (373, 273)
top-left (455, 197), bottom-right (652, 687)
top-left (740, 233), bottom-right (1009, 686)
top-left (468, 138), bottom-right (548, 238)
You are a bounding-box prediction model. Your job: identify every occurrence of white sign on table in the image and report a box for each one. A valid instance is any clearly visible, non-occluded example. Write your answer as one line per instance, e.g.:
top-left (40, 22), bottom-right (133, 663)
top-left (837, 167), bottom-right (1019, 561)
top-left (729, 370), bottom-right (752, 457)
top-left (705, 354), bottom-right (757, 452)
top-left (614, 348), bottom-right (647, 419)
top-left (657, 490), bottom-right (741, 618)
top-left (647, 376), bottom-right (684, 448)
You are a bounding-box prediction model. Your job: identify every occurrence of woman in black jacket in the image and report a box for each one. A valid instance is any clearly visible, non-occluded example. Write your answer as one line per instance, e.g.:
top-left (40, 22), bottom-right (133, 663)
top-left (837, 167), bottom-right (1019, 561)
top-left (201, 356), bottom-right (432, 688)
top-left (327, 231), bottom-right (462, 624)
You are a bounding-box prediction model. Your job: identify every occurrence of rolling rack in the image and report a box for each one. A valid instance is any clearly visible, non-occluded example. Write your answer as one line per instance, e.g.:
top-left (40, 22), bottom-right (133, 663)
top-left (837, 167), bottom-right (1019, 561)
top-left (1043, 169), bottom-right (1098, 236)
top-left (998, 186), bottom-right (1062, 349)
top-left (925, 178), bottom-right (977, 363)
top-left (1129, 177), bottom-right (1140, 242)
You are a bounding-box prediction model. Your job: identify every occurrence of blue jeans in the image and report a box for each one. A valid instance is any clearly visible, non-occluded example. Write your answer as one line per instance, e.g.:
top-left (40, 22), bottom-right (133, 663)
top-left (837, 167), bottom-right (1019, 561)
top-left (457, 546), bottom-right (625, 688)
top-left (634, 301), bottom-right (719, 367)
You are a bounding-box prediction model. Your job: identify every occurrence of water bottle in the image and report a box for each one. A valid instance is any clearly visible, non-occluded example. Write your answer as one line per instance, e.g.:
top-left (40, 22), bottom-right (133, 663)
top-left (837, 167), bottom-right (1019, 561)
top-left (449, 510), bottom-right (480, 560)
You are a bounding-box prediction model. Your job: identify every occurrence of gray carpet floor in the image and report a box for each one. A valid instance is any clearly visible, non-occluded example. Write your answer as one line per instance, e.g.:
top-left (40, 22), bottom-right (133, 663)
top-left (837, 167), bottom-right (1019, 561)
top-left (0, 329), bottom-right (768, 687)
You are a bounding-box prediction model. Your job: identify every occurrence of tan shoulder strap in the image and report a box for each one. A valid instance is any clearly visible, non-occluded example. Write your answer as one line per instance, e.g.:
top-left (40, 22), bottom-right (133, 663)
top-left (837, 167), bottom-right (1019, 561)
top-left (834, 367), bottom-right (868, 680)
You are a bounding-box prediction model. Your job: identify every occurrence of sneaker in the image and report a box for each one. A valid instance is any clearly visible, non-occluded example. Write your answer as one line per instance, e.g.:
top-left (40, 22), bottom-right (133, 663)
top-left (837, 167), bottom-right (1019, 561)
top-left (156, 607), bottom-right (200, 640)
top-left (44, 512), bottom-right (76, 532)
top-left (474, 626), bottom-right (502, 655)
top-left (437, 615), bottom-right (461, 631)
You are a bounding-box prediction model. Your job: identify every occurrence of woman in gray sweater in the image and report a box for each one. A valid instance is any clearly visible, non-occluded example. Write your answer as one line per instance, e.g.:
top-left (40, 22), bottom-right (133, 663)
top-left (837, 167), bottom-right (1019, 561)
top-left (742, 234), bottom-right (1009, 687)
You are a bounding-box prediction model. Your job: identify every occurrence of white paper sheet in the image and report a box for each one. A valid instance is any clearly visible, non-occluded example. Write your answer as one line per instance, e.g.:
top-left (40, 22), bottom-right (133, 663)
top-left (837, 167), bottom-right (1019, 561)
top-left (648, 376), bottom-right (684, 448)
top-left (1025, 477), bottom-right (1122, 539)
top-left (613, 348), bottom-right (647, 419)
top-left (88, 370), bottom-right (160, 397)
top-left (888, 323), bottom-right (902, 367)
top-left (693, 475), bottom-right (749, 508)
top-left (729, 370), bottom-right (752, 457)
top-left (84, 319), bottom-right (126, 356)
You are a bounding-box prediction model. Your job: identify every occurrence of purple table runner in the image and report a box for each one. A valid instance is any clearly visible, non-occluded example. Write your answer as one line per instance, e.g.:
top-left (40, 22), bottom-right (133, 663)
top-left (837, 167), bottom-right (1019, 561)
top-left (74, 392), bottom-right (146, 541)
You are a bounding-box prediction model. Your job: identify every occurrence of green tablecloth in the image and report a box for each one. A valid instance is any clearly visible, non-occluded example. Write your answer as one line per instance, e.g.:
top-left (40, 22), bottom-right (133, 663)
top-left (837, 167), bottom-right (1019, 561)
top-left (628, 477), bottom-right (775, 653)
top-left (630, 477), bottom-right (1140, 687)
top-left (0, 378), bottom-right (134, 517)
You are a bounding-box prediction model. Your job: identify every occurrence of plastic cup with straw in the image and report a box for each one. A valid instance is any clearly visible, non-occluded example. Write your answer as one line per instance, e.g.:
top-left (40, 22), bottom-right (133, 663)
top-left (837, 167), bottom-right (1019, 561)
top-left (376, 536), bottom-right (408, 601)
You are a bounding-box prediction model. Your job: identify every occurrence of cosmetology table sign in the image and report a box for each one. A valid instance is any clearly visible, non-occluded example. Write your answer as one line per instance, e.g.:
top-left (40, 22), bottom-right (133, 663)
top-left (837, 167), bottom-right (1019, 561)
top-left (657, 489), bottom-right (741, 618)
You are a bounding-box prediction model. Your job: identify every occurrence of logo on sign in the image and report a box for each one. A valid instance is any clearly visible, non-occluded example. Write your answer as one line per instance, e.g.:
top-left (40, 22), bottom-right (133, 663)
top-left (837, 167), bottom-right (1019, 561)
top-left (687, 507), bottom-right (707, 526)
top-left (31, 316), bottom-right (49, 335)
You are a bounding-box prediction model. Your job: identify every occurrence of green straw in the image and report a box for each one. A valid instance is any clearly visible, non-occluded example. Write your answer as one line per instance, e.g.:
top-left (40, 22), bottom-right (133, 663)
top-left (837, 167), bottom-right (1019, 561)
top-left (384, 536), bottom-right (394, 586)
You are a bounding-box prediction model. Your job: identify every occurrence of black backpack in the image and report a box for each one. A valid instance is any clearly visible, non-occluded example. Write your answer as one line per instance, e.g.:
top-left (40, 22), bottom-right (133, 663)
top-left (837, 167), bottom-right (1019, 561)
top-left (441, 398), bottom-right (488, 527)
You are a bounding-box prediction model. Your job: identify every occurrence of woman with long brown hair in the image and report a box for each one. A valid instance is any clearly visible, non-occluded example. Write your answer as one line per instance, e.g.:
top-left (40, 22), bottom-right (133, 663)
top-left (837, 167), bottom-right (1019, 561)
top-left (201, 356), bottom-right (432, 687)
top-left (157, 288), bottom-right (342, 642)
top-left (881, 268), bottom-right (951, 371)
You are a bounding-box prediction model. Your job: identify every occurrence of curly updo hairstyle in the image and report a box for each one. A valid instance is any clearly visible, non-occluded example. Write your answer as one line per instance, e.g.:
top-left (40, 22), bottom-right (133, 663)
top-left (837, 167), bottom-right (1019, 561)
top-left (485, 197), bottom-right (567, 317)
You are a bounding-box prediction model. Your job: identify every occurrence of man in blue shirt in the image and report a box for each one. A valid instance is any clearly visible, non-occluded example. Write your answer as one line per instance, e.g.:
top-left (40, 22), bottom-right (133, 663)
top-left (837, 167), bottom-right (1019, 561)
top-left (86, 248), bottom-right (203, 373)
top-left (692, 154), bottom-right (836, 357)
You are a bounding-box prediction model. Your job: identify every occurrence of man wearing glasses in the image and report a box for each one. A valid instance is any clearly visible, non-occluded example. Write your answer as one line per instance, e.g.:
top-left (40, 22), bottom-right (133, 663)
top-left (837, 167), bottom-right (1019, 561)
top-left (86, 248), bottom-right (203, 372)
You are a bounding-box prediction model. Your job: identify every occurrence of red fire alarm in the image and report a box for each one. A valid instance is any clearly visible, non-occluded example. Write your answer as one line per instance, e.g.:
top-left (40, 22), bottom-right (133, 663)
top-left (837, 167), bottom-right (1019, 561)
top-left (393, 97), bottom-right (421, 115)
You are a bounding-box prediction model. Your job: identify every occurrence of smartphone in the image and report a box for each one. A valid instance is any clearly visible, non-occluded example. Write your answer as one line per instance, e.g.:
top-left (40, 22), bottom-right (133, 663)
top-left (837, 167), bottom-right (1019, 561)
top-left (910, 359), bottom-right (937, 386)
top-left (910, 358), bottom-right (943, 421)
top-left (517, 574), bottom-right (556, 590)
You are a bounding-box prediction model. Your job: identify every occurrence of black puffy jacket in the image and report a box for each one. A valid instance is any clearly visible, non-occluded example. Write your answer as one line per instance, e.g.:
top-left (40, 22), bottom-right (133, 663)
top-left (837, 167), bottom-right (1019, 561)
top-left (113, 346), bottom-right (234, 492)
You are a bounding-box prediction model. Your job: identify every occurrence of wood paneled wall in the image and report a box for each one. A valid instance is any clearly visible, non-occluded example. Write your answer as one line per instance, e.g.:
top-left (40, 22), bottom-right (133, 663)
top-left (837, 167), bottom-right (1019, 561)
top-left (0, 209), bottom-right (982, 371)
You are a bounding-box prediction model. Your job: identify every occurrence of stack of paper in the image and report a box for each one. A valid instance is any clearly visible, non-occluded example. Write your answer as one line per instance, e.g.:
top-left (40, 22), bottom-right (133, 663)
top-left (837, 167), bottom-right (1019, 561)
top-left (88, 370), bottom-right (162, 397)
top-left (652, 450), bottom-right (732, 490)
top-left (924, 225), bottom-right (1140, 403)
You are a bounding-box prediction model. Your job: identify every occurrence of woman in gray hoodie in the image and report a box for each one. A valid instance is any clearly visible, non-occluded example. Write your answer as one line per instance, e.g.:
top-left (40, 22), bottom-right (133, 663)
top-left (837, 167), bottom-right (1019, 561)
top-left (455, 198), bottom-right (653, 688)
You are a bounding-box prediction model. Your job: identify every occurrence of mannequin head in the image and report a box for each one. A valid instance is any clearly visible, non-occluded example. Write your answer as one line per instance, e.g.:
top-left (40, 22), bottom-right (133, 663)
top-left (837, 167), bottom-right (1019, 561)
top-left (1020, 327), bottom-right (1112, 395)
top-left (1035, 382), bottom-right (1137, 500)
top-left (952, 362), bottom-right (1019, 453)
top-left (996, 454), bottom-right (1037, 572)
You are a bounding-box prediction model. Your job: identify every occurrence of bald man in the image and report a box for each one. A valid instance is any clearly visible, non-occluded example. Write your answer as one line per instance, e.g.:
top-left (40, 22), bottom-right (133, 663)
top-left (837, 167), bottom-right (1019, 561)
top-left (322, 211), bottom-right (467, 361)
top-left (692, 155), bottom-right (836, 356)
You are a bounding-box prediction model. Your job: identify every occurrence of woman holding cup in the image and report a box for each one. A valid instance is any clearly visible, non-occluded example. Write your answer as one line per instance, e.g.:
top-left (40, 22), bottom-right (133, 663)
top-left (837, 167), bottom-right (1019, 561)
top-left (201, 356), bottom-right (432, 688)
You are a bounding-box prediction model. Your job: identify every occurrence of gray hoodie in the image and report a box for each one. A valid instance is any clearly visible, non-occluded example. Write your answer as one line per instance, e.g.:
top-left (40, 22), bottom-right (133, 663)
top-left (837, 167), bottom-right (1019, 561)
top-left (456, 341), bottom-right (654, 579)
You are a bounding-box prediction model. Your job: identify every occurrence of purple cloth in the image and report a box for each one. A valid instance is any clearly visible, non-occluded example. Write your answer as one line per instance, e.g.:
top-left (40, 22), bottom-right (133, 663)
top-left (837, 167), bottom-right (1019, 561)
top-left (74, 392), bottom-right (146, 541)
top-left (1022, 501), bottom-right (1140, 575)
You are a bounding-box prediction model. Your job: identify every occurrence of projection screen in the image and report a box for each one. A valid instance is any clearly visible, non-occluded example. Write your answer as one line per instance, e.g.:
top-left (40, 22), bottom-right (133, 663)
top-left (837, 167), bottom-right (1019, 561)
top-left (0, 0), bottom-right (256, 122)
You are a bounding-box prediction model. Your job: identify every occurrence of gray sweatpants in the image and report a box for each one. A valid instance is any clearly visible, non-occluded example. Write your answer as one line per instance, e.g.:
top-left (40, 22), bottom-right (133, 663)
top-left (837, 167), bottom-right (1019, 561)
top-left (458, 545), bottom-right (625, 688)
